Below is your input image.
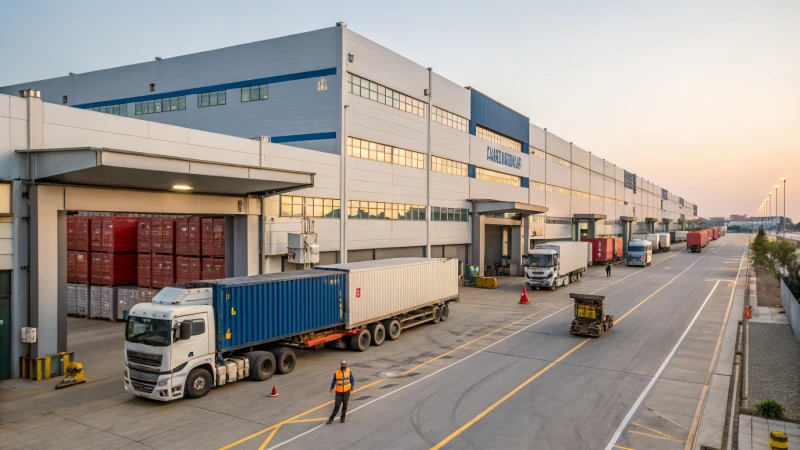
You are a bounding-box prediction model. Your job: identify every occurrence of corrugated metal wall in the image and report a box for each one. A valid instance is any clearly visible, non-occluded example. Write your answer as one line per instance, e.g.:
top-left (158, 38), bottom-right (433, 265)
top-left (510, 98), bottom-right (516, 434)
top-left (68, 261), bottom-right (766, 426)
top-left (469, 89), bottom-right (529, 145)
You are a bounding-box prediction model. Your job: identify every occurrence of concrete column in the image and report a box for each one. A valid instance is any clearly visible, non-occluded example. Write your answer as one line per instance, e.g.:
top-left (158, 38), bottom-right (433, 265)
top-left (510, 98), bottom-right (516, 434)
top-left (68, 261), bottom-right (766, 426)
top-left (231, 215), bottom-right (260, 276)
top-left (622, 221), bottom-right (632, 257)
top-left (523, 215), bottom-right (531, 255)
top-left (510, 225), bottom-right (523, 276)
top-left (470, 213), bottom-right (485, 276)
top-left (572, 222), bottom-right (579, 241)
top-left (587, 221), bottom-right (597, 238)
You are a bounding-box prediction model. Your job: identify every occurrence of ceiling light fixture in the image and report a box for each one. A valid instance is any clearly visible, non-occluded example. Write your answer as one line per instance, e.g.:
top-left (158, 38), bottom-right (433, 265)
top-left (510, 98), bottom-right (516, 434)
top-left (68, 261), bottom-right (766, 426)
top-left (172, 185), bottom-right (193, 191)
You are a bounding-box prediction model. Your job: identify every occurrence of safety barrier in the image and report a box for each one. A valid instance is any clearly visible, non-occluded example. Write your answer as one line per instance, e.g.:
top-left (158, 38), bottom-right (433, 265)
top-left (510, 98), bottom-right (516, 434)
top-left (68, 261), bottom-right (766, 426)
top-left (20, 351), bottom-right (75, 381)
top-left (475, 277), bottom-right (498, 289)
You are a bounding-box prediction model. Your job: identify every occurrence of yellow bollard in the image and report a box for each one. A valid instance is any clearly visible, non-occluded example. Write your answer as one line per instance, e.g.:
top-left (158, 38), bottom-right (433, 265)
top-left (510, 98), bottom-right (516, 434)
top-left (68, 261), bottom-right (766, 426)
top-left (770, 431), bottom-right (788, 450)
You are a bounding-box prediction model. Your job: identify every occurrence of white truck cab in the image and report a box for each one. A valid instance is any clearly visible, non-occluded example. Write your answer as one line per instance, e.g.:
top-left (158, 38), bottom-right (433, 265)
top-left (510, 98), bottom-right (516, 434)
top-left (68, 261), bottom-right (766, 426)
top-left (525, 249), bottom-right (559, 288)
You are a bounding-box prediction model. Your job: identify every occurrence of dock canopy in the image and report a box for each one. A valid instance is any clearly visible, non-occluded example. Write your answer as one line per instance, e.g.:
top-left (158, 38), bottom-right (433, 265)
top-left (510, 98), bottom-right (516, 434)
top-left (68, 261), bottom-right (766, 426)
top-left (469, 199), bottom-right (548, 215)
top-left (16, 147), bottom-right (314, 196)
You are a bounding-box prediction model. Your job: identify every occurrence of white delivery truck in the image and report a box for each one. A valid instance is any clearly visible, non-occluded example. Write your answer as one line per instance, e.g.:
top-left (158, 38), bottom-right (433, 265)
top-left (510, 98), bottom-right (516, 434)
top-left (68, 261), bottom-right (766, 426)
top-left (525, 241), bottom-right (589, 290)
top-left (674, 231), bottom-right (688, 243)
top-left (656, 232), bottom-right (671, 252)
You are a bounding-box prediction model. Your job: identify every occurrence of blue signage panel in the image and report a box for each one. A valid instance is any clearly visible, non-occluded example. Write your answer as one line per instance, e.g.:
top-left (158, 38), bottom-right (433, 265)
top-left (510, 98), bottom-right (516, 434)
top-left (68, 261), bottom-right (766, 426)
top-left (486, 146), bottom-right (521, 170)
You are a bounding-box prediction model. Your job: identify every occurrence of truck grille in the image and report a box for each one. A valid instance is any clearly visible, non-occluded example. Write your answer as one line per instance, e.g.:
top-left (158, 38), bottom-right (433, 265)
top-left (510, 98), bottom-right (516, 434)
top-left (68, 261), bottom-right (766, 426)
top-left (131, 380), bottom-right (155, 394)
top-left (129, 368), bottom-right (160, 383)
top-left (127, 350), bottom-right (162, 368)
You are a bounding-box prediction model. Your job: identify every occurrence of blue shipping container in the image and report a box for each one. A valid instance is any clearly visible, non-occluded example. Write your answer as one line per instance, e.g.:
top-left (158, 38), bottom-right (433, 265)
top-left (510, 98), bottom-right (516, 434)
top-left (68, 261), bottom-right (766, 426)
top-left (213, 271), bottom-right (346, 352)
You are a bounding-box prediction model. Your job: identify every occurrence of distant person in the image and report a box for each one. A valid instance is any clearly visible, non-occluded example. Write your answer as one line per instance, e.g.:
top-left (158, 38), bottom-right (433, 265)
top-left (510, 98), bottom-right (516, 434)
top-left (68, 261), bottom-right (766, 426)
top-left (327, 361), bottom-right (354, 424)
top-left (606, 262), bottom-right (611, 278)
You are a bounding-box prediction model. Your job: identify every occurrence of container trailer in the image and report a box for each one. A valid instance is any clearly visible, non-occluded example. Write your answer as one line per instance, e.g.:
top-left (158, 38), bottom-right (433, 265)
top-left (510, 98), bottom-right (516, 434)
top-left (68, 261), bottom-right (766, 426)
top-left (613, 237), bottom-right (624, 261)
top-left (655, 233), bottom-right (671, 252)
top-left (524, 241), bottom-right (589, 290)
top-left (581, 238), bottom-right (614, 264)
top-left (686, 231), bottom-right (709, 253)
top-left (674, 231), bottom-right (688, 243)
top-left (124, 258), bottom-right (459, 401)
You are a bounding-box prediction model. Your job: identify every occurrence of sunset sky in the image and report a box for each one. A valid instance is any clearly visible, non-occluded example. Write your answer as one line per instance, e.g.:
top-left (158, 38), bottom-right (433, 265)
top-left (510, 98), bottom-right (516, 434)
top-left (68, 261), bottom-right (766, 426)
top-left (2, 0), bottom-right (797, 220)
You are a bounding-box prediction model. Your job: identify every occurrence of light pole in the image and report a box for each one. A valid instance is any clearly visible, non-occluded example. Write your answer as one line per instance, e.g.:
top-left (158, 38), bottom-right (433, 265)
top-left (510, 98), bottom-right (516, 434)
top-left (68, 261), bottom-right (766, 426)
top-left (774, 185), bottom-right (779, 233)
top-left (780, 177), bottom-right (786, 236)
top-left (767, 193), bottom-right (772, 232)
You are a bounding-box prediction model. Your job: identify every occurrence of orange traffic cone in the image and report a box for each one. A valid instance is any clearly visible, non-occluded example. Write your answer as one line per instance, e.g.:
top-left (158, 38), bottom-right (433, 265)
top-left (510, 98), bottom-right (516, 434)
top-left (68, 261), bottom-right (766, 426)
top-left (519, 286), bottom-right (530, 305)
top-left (268, 385), bottom-right (279, 397)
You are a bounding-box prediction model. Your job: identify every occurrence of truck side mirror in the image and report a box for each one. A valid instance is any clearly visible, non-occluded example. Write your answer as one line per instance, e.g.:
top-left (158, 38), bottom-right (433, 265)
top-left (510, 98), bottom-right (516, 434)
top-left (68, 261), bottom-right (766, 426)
top-left (178, 321), bottom-right (192, 341)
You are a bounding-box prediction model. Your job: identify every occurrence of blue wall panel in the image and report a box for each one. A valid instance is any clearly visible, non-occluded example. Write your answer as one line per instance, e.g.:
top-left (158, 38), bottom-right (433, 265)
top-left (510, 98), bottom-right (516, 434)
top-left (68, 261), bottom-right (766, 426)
top-left (469, 89), bottom-right (530, 145)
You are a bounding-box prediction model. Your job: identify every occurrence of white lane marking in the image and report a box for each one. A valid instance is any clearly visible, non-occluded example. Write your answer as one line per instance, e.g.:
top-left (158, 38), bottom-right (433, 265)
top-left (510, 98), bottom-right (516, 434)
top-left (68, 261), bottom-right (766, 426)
top-left (603, 280), bottom-right (723, 450)
top-left (266, 251), bottom-right (687, 449)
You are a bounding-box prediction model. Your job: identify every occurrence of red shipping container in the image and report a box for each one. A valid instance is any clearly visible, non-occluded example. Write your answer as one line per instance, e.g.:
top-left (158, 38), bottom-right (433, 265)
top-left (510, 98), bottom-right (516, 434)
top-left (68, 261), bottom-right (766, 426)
top-left (138, 254), bottom-right (152, 287)
top-left (581, 238), bottom-right (614, 263)
top-left (138, 218), bottom-right (151, 253)
top-left (176, 256), bottom-right (202, 284)
top-left (102, 217), bottom-right (138, 253)
top-left (188, 217), bottom-right (201, 256)
top-left (75, 251), bottom-right (90, 285)
top-left (151, 254), bottom-right (175, 289)
top-left (613, 237), bottom-right (624, 258)
top-left (67, 250), bottom-right (77, 283)
top-left (67, 216), bottom-right (76, 251)
top-left (90, 217), bottom-right (103, 252)
top-left (213, 257), bottom-right (225, 279)
top-left (75, 216), bottom-right (90, 251)
top-left (213, 218), bottom-right (226, 257)
top-left (91, 253), bottom-right (137, 286)
top-left (201, 218), bottom-right (214, 257)
top-left (201, 257), bottom-right (215, 280)
top-left (175, 218), bottom-right (195, 256)
top-left (151, 217), bottom-right (176, 254)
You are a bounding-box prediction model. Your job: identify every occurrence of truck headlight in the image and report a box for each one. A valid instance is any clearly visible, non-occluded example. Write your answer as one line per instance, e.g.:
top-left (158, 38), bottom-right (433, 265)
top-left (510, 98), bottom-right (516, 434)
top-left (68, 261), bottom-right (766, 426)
top-left (157, 379), bottom-right (169, 387)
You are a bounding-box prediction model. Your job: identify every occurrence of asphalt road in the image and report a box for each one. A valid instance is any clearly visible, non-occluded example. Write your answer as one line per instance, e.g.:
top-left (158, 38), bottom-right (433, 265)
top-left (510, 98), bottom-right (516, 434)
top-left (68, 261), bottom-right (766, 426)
top-left (0, 234), bottom-right (747, 450)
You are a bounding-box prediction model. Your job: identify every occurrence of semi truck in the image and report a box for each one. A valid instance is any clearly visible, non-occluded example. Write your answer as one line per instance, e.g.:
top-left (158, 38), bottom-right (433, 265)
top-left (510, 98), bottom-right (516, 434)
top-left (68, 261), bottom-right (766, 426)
top-left (525, 241), bottom-right (589, 290)
top-left (627, 239), bottom-right (653, 266)
top-left (686, 231), bottom-right (709, 253)
top-left (633, 233), bottom-right (664, 253)
top-left (123, 258), bottom-right (459, 401)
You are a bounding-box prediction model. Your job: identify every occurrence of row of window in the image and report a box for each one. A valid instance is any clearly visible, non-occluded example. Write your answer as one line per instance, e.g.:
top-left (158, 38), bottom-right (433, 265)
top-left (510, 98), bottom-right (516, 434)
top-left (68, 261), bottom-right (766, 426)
top-left (475, 167), bottom-right (521, 187)
top-left (347, 137), bottom-right (426, 169)
top-left (198, 90), bottom-right (227, 108)
top-left (530, 147), bottom-right (545, 159)
top-left (431, 156), bottom-right (468, 177)
top-left (573, 164), bottom-right (590, 175)
top-left (241, 84), bottom-right (269, 102)
top-left (280, 196), bottom-right (341, 218)
top-left (431, 106), bottom-right (469, 133)
top-left (546, 153), bottom-right (571, 169)
top-left (348, 73), bottom-right (426, 118)
top-left (546, 185), bottom-right (571, 196)
top-left (135, 96), bottom-right (186, 115)
top-left (91, 104), bottom-right (128, 116)
top-left (475, 126), bottom-right (522, 152)
top-left (348, 201), bottom-right (426, 220)
top-left (432, 207), bottom-right (469, 222)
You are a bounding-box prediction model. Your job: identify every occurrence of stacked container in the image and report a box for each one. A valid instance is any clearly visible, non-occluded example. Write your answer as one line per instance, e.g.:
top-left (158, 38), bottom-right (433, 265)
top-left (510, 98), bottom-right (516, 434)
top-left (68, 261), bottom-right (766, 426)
top-left (580, 238), bottom-right (614, 264)
top-left (176, 256), bottom-right (201, 284)
top-left (91, 253), bottom-right (137, 286)
top-left (151, 254), bottom-right (175, 288)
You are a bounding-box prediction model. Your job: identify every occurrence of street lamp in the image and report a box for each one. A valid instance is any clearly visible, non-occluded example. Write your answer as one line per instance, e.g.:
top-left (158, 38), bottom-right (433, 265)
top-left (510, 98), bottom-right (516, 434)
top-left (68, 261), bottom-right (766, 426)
top-left (774, 185), bottom-right (779, 232)
top-left (768, 193), bottom-right (772, 232)
top-left (780, 177), bottom-right (787, 236)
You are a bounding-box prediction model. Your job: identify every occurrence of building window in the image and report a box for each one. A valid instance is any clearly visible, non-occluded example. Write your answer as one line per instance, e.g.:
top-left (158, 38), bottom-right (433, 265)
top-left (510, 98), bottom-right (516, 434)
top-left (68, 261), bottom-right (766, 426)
top-left (241, 84), bottom-right (268, 102)
top-left (531, 215), bottom-right (545, 224)
top-left (135, 96), bottom-right (186, 115)
top-left (347, 137), bottom-right (426, 169)
top-left (591, 171), bottom-right (605, 181)
top-left (530, 181), bottom-right (546, 191)
top-left (475, 126), bottom-right (522, 152)
top-left (475, 167), bottom-right (522, 187)
top-left (591, 194), bottom-right (603, 201)
top-left (531, 148), bottom-right (546, 159)
top-left (432, 207), bottom-right (469, 222)
top-left (348, 73), bottom-right (426, 118)
top-left (280, 196), bottom-right (341, 218)
top-left (431, 156), bottom-right (468, 177)
top-left (348, 201), bottom-right (425, 221)
top-left (571, 190), bottom-right (590, 199)
top-left (573, 164), bottom-right (590, 175)
top-left (546, 153), bottom-right (571, 169)
top-left (431, 106), bottom-right (468, 132)
top-left (62, 95), bottom-right (68, 104)
top-left (92, 103), bottom-right (128, 116)
top-left (317, 78), bottom-right (328, 91)
top-left (149, 83), bottom-right (155, 92)
top-left (546, 217), bottom-right (573, 225)
top-left (546, 184), bottom-right (571, 196)
top-left (197, 90), bottom-right (226, 108)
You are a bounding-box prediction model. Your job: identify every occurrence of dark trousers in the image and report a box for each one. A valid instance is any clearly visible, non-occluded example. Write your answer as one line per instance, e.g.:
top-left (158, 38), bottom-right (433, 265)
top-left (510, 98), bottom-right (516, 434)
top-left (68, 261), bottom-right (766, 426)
top-left (330, 391), bottom-right (350, 420)
top-left (606, 268), bottom-right (611, 277)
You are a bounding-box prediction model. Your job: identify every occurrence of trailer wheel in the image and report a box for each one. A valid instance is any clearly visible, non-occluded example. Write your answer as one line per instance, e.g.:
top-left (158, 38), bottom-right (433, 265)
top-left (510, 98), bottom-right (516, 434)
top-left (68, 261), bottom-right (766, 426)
top-left (368, 323), bottom-right (386, 346)
top-left (350, 329), bottom-right (371, 352)
top-left (185, 368), bottom-right (212, 399)
top-left (383, 319), bottom-right (402, 340)
top-left (431, 306), bottom-right (441, 324)
top-left (271, 347), bottom-right (297, 375)
top-left (247, 351), bottom-right (276, 381)
top-left (439, 303), bottom-right (450, 322)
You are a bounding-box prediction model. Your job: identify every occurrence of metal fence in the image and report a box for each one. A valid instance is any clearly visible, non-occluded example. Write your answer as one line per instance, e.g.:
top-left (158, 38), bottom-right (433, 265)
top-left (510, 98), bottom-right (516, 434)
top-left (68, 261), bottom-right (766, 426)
top-left (781, 278), bottom-right (800, 342)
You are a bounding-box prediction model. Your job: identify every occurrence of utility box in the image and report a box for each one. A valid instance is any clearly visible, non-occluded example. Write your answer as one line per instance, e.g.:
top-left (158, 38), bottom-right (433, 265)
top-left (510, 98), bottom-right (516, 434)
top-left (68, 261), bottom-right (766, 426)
top-left (21, 327), bottom-right (36, 344)
top-left (287, 218), bottom-right (320, 265)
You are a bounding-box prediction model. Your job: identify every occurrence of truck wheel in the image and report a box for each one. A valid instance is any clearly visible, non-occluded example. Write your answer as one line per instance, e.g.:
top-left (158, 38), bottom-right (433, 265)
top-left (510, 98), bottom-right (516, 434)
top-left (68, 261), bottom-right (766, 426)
top-left (431, 306), bottom-right (441, 324)
top-left (439, 303), bottom-right (450, 322)
top-left (350, 329), bottom-right (371, 352)
top-left (248, 351), bottom-right (276, 381)
top-left (383, 319), bottom-right (402, 340)
top-left (368, 323), bottom-right (386, 346)
top-left (271, 347), bottom-right (296, 375)
top-left (185, 368), bottom-right (212, 399)
top-left (563, 276), bottom-right (570, 286)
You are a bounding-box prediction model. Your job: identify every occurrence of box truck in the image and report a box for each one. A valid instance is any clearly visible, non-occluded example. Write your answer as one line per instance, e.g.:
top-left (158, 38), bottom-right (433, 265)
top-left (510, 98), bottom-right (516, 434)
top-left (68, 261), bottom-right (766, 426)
top-left (686, 231), bottom-right (709, 253)
top-left (627, 239), bottom-right (653, 266)
top-left (525, 241), bottom-right (589, 290)
top-left (656, 232), bottom-right (671, 252)
top-left (124, 258), bottom-right (459, 401)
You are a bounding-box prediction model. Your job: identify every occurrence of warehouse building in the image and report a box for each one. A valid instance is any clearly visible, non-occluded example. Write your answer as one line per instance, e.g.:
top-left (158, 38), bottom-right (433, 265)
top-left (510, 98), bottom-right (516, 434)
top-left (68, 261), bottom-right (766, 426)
top-left (0, 24), bottom-right (698, 378)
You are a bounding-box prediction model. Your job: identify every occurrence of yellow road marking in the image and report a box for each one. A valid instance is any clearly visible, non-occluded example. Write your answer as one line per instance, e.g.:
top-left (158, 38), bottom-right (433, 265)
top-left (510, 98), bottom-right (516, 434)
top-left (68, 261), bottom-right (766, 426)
top-left (614, 446), bottom-right (635, 450)
top-left (430, 257), bottom-right (700, 449)
top-left (220, 308), bottom-right (550, 449)
top-left (628, 429), bottom-right (683, 443)
top-left (648, 408), bottom-right (688, 430)
top-left (631, 422), bottom-right (682, 441)
top-left (257, 425), bottom-right (281, 450)
top-left (287, 418), bottom-right (328, 423)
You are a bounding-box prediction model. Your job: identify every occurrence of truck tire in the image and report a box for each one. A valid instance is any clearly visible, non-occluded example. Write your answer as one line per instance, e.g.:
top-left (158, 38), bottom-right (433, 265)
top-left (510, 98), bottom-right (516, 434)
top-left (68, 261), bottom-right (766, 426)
top-left (383, 319), bottom-right (402, 340)
top-left (248, 351), bottom-right (276, 381)
top-left (431, 305), bottom-right (441, 324)
top-left (439, 303), bottom-right (450, 322)
top-left (368, 322), bottom-right (386, 346)
top-left (563, 275), bottom-right (570, 286)
top-left (271, 347), bottom-right (296, 375)
top-left (185, 368), bottom-right (212, 399)
top-left (350, 329), bottom-right (371, 352)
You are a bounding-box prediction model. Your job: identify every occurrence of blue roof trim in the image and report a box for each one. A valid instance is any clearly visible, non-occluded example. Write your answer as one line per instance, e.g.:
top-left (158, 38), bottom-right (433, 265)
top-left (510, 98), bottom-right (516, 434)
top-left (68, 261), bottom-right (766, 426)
top-left (74, 67), bottom-right (337, 109)
top-left (469, 89), bottom-right (529, 145)
top-left (521, 177), bottom-right (530, 188)
top-left (522, 143), bottom-right (529, 154)
top-left (468, 164), bottom-right (476, 179)
top-left (270, 132), bottom-right (336, 143)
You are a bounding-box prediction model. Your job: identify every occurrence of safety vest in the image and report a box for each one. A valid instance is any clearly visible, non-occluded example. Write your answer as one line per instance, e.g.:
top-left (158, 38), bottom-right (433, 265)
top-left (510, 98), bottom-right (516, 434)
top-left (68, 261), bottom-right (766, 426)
top-left (335, 369), bottom-right (351, 393)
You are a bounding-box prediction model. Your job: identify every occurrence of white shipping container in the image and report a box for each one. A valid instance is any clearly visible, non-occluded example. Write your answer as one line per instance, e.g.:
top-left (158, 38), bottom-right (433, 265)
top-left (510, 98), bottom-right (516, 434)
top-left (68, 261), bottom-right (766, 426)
top-left (674, 231), bottom-right (688, 242)
top-left (67, 283), bottom-right (77, 316)
top-left (317, 258), bottom-right (459, 328)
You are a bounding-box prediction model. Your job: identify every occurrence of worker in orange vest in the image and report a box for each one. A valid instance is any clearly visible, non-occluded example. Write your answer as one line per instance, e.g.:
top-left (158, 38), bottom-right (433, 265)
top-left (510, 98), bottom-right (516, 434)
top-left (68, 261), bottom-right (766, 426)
top-left (327, 361), bottom-right (355, 424)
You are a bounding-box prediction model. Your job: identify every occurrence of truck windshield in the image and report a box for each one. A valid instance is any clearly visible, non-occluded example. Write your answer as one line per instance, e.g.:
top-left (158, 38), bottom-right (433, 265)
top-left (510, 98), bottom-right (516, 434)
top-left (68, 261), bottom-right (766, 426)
top-left (126, 317), bottom-right (172, 347)
top-left (629, 245), bottom-right (646, 252)
top-left (527, 254), bottom-right (554, 267)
